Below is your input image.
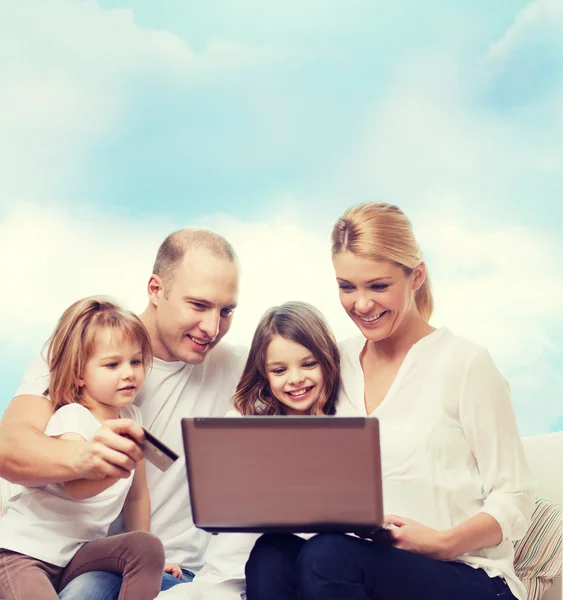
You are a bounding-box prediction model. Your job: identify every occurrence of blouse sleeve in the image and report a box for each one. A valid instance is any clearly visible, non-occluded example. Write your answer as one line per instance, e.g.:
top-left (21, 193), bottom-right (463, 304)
top-left (459, 347), bottom-right (535, 542)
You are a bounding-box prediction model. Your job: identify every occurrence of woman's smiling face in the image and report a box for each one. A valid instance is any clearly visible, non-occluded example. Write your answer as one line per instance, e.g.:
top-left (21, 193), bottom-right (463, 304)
top-left (332, 251), bottom-right (425, 343)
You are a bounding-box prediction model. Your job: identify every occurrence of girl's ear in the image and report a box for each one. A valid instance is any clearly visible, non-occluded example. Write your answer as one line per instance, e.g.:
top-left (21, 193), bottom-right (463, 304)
top-left (76, 374), bottom-right (85, 388)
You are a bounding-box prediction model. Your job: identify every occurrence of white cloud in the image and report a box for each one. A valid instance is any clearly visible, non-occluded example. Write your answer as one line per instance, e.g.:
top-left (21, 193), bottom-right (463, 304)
top-left (1, 202), bottom-right (561, 435)
top-left (0, 203), bottom-right (354, 351)
top-left (0, 203), bottom-right (173, 349)
top-left (2, 201), bottom-right (561, 363)
top-left (0, 0), bottom-right (276, 210)
top-left (487, 0), bottom-right (563, 61)
top-left (420, 222), bottom-right (563, 367)
top-left (1, 1), bottom-right (562, 438)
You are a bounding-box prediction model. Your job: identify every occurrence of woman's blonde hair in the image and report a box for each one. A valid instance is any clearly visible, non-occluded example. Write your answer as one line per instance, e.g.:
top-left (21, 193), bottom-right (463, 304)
top-left (233, 301), bottom-right (340, 416)
top-left (45, 296), bottom-right (152, 410)
top-left (331, 202), bottom-right (433, 321)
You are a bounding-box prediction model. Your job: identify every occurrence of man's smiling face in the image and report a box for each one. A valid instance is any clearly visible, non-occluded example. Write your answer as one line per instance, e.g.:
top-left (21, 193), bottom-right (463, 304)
top-left (151, 247), bottom-right (239, 364)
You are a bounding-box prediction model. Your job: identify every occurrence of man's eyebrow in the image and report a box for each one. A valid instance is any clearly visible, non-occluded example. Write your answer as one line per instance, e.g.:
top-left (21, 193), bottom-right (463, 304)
top-left (184, 296), bottom-right (211, 305)
top-left (184, 297), bottom-right (238, 310)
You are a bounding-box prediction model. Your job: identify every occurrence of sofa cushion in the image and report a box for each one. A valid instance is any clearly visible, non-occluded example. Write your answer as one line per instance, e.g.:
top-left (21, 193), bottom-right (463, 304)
top-left (514, 498), bottom-right (562, 600)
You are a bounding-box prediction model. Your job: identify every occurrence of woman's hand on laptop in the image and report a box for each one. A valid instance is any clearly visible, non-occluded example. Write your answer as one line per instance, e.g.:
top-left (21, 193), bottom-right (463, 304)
top-left (73, 419), bottom-right (145, 481)
top-left (383, 515), bottom-right (452, 560)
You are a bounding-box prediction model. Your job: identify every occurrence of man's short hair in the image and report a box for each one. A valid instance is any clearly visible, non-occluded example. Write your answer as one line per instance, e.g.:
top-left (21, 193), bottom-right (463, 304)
top-left (153, 229), bottom-right (238, 293)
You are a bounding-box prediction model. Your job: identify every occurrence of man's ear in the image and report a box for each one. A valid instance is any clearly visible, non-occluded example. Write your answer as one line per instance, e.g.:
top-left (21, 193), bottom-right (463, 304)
top-left (147, 274), bottom-right (165, 307)
top-left (412, 262), bottom-right (427, 292)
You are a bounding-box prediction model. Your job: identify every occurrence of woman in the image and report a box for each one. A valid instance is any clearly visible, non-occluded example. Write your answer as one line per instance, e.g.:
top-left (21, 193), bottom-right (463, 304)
top-left (245, 203), bottom-right (535, 600)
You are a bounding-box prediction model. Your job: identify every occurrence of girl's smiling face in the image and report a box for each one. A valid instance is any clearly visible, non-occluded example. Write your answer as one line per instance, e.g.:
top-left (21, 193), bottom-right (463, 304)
top-left (265, 335), bottom-right (325, 415)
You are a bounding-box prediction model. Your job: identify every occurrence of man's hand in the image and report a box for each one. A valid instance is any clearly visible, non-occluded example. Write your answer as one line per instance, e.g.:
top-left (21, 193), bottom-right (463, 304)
top-left (72, 419), bottom-right (145, 481)
top-left (164, 564), bottom-right (183, 579)
top-left (384, 514), bottom-right (452, 561)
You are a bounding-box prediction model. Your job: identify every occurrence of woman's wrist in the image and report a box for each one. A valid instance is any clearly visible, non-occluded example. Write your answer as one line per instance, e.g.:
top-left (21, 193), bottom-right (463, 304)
top-left (436, 529), bottom-right (458, 561)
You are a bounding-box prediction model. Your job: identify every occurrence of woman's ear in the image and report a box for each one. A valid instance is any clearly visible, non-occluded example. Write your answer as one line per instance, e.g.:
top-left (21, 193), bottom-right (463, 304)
top-left (412, 262), bottom-right (427, 292)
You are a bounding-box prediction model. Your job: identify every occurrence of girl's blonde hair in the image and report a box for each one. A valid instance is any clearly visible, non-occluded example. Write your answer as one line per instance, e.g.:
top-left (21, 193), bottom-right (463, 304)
top-left (45, 296), bottom-right (152, 410)
top-left (331, 202), bottom-right (433, 321)
top-left (233, 301), bottom-right (340, 416)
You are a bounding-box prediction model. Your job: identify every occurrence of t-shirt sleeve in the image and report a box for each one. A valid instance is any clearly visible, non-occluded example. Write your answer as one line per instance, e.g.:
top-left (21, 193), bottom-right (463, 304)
top-left (14, 353), bottom-right (51, 399)
top-left (44, 404), bottom-right (100, 442)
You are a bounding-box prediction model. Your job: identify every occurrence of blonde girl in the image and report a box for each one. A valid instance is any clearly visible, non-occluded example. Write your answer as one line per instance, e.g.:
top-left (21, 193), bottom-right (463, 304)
top-left (0, 296), bottom-right (174, 600)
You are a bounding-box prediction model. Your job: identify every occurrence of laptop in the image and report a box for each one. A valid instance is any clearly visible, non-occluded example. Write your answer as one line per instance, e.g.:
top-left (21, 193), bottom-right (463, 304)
top-left (181, 416), bottom-right (384, 534)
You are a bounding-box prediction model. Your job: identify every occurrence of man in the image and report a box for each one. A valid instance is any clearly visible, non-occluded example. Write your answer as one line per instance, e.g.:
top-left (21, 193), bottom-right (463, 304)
top-left (0, 229), bottom-right (247, 598)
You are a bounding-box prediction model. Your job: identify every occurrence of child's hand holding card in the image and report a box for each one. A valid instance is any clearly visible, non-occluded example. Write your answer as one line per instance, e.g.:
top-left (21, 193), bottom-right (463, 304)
top-left (142, 427), bottom-right (179, 471)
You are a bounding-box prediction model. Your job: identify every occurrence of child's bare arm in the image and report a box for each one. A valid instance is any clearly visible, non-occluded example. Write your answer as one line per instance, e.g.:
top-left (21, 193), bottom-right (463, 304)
top-left (123, 458), bottom-right (150, 531)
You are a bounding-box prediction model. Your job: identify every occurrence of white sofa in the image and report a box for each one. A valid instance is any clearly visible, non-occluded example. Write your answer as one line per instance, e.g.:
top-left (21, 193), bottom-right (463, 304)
top-left (519, 432), bottom-right (562, 600)
top-left (1, 432), bottom-right (561, 600)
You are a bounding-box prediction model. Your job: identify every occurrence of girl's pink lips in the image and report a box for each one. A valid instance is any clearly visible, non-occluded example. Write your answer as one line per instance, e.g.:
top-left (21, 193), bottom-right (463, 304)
top-left (118, 385), bottom-right (136, 392)
top-left (285, 386), bottom-right (314, 400)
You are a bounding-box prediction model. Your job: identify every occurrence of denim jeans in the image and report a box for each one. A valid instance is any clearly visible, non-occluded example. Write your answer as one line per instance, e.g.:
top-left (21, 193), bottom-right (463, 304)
top-left (245, 533), bottom-right (518, 600)
top-left (58, 568), bottom-right (195, 599)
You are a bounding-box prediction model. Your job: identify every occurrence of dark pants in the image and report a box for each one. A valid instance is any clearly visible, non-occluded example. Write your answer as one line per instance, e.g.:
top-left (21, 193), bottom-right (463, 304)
top-left (0, 532), bottom-right (165, 600)
top-left (245, 533), bottom-right (518, 600)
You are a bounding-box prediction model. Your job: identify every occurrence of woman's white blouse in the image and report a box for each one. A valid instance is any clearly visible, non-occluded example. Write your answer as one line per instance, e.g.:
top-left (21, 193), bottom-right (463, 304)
top-left (337, 327), bottom-right (535, 600)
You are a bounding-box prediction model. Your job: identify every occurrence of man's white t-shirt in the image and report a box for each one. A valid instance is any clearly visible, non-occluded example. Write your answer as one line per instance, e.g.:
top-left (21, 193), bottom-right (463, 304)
top-left (14, 342), bottom-right (247, 572)
top-left (337, 327), bottom-right (535, 600)
top-left (0, 403), bottom-right (140, 567)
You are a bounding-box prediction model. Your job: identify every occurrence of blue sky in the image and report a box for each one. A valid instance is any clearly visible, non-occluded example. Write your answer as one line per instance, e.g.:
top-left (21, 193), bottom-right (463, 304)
top-left (1, 0), bottom-right (562, 436)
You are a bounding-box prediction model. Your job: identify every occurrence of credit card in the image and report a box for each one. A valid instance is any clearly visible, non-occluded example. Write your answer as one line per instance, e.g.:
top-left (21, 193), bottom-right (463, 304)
top-left (142, 427), bottom-right (179, 471)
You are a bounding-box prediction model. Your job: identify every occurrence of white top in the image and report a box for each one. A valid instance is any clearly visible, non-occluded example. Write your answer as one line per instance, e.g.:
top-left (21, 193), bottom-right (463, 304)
top-left (14, 343), bottom-right (247, 571)
top-left (337, 327), bottom-right (535, 600)
top-left (0, 403), bottom-right (140, 567)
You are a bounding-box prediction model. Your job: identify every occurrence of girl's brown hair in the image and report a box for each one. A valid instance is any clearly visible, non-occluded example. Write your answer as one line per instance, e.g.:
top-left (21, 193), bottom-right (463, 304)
top-left (331, 202), bottom-right (433, 321)
top-left (45, 296), bottom-right (152, 410)
top-left (233, 301), bottom-right (340, 416)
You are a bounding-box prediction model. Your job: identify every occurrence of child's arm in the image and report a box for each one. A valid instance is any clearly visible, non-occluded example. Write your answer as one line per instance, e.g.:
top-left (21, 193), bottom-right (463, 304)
top-left (60, 433), bottom-right (120, 499)
top-left (123, 457), bottom-right (150, 532)
top-left (124, 458), bottom-right (183, 578)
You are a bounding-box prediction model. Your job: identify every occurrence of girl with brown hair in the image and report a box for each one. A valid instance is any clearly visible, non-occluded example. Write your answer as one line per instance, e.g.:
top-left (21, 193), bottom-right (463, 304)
top-left (188, 301), bottom-right (341, 597)
top-left (233, 300), bottom-right (340, 417)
